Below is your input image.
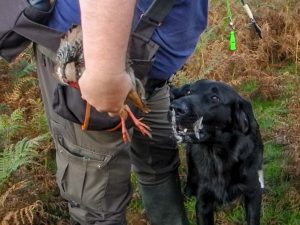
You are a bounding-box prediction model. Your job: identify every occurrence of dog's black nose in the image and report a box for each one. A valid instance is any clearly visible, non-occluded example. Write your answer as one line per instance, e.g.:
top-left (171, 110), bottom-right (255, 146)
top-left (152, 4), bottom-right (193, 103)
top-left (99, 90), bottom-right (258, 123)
top-left (170, 101), bottom-right (189, 116)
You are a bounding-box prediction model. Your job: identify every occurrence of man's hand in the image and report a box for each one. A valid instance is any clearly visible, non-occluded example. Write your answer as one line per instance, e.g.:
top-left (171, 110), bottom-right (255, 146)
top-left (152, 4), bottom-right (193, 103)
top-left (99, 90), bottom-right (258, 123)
top-left (79, 0), bottom-right (136, 114)
top-left (78, 70), bottom-right (132, 113)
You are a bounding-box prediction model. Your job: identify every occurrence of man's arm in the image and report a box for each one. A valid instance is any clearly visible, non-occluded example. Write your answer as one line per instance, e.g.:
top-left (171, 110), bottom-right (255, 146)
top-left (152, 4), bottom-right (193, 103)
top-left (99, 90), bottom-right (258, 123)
top-left (78, 0), bottom-right (136, 113)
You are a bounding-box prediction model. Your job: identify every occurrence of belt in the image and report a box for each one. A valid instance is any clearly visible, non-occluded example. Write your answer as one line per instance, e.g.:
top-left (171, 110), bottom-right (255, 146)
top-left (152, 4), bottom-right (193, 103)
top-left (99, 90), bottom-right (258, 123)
top-left (145, 79), bottom-right (167, 91)
top-left (144, 74), bottom-right (174, 96)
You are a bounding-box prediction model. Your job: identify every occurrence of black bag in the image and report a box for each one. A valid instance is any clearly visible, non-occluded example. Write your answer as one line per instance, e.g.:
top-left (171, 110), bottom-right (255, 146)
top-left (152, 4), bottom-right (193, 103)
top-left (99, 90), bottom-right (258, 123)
top-left (53, 84), bottom-right (137, 130)
top-left (0, 0), bottom-right (62, 62)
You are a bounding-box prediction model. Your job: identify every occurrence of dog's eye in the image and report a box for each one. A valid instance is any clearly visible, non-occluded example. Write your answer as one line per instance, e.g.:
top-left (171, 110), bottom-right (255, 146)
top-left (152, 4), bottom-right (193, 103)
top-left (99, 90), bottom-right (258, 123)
top-left (211, 95), bottom-right (220, 102)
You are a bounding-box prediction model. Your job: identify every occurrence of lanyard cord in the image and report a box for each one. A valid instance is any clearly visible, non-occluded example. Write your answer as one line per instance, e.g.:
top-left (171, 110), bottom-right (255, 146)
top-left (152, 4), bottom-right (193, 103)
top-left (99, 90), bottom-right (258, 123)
top-left (225, 0), bottom-right (236, 51)
top-left (226, 0), bottom-right (233, 24)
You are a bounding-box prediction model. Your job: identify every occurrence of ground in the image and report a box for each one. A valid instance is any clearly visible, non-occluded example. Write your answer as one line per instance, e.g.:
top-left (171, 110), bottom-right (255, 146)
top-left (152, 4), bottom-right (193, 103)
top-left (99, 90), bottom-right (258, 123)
top-left (0, 0), bottom-right (299, 224)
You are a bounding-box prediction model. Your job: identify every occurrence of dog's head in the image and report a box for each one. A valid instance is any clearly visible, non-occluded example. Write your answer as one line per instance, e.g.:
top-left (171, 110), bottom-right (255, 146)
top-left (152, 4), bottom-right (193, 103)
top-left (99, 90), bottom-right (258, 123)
top-left (169, 80), bottom-right (257, 143)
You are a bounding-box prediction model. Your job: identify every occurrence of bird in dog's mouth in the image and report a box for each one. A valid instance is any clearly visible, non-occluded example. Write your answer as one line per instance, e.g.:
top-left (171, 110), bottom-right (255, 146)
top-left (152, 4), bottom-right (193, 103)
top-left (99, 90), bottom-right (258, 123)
top-left (170, 109), bottom-right (206, 143)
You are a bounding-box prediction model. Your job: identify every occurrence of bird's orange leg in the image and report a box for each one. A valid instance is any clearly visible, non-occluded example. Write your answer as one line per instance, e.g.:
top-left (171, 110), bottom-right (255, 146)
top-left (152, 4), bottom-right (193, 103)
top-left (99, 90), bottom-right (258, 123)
top-left (120, 114), bottom-right (131, 143)
top-left (124, 105), bottom-right (152, 138)
top-left (81, 102), bottom-right (91, 130)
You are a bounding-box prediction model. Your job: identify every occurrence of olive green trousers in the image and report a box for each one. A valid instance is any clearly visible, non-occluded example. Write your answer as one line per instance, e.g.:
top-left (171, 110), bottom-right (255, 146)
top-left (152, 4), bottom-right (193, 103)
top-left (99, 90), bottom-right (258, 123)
top-left (35, 49), bottom-right (187, 225)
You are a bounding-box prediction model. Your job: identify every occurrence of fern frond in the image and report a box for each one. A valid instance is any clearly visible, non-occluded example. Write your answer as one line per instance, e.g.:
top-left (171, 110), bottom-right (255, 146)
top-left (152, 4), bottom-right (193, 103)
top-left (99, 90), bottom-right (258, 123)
top-left (1, 200), bottom-right (43, 225)
top-left (0, 133), bottom-right (50, 184)
top-left (0, 108), bottom-right (24, 126)
top-left (0, 180), bottom-right (29, 207)
top-left (0, 108), bottom-right (25, 148)
top-left (10, 108), bottom-right (25, 124)
top-left (0, 58), bottom-right (9, 74)
top-left (0, 199), bottom-right (67, 225)
top-left (4, 76), bottom-right (37, 104)
top-left (41, 211), bottom-right (61, 221)
top-left (44, 201), bottom-right (68, 213)
top-left (27, 98), bottom-right (49, 134)
top-left (9, 59), bottom-right (36, 81)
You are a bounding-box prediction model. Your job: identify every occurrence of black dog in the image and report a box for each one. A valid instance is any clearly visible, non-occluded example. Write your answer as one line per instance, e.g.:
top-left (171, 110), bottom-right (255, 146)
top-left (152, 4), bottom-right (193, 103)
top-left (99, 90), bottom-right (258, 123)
top-left (169, 80), bottom-right (264, 225)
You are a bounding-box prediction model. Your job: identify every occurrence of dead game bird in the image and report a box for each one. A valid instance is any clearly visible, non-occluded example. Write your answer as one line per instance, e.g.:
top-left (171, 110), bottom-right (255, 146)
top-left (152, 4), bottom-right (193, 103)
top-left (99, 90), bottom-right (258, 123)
top-left (55, 25), bottom-right (151, 142)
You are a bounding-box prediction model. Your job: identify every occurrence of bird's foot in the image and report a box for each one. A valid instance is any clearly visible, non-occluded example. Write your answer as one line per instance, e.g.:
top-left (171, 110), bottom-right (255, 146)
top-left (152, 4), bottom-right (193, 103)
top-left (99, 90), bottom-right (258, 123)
top-left (124, 105), bottom-right (152, 138)
top-left (106, 107), bottom-right (132, 143)
top-left (107, 105), bottom-right (152, 143)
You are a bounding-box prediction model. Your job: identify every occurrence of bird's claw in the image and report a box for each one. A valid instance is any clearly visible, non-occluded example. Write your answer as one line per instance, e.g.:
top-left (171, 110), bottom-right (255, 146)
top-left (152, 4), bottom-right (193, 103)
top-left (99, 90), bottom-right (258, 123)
top-left (124, 105), bottom-right (152, 139)
top-left (107, 105), bottom-right (152, 143)
top-left (134, 119), bottom-right (152, 138)
top-left (121, 116), bottom-right (131, 143)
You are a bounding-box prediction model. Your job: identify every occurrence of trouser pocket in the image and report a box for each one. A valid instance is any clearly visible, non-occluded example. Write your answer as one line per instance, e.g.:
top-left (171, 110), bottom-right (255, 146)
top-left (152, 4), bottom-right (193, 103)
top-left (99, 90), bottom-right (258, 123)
top-left (55, 137), bottom-right (110, 211)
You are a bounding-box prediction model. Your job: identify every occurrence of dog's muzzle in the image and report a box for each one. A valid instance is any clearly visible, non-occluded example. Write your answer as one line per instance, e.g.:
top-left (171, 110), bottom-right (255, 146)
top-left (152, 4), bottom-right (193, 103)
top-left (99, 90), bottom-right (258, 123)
top-left (170, 109), bottom-right (206, 143)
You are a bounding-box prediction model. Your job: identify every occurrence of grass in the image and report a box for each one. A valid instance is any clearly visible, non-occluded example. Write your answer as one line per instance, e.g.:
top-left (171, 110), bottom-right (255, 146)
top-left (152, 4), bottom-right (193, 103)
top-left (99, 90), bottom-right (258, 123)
top-left (252, 98), bottom-right (289, 130)
top-left (1, 0), bottom-right (300, 224)
top-left (261, 142), bottom-right (299, 225)
top-left (127, 85), bottom-right (300, 225)
top-left (239, 80), bottom-right (259, 95)
top-left (128, 173), bottom-right (144, 213)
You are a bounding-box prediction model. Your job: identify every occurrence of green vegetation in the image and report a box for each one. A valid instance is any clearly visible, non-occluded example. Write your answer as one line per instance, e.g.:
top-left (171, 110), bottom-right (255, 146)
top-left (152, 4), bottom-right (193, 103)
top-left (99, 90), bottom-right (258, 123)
top-left (0, 134), bottom-right (49, 184)
top-left (9, 59), bottom-right (36, 81)
top-left (0, 0), bottom-right (299, 224)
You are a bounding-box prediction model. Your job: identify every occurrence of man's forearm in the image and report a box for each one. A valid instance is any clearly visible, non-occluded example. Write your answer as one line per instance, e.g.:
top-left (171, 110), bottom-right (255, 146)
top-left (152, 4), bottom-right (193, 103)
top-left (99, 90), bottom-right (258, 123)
top-left (78, 0), bottom-right (136, 112)
top-left (79, 0), bottom-right (136, 77)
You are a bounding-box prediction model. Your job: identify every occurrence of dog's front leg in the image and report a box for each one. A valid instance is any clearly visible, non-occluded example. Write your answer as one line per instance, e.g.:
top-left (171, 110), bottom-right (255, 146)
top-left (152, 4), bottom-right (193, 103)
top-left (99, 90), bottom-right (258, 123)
top-left (185, 146), bottom-right (198, 196)
top-left (244, 189), bottom-right (262, 225)
top-left (196, 201), bottom-right (214, 225)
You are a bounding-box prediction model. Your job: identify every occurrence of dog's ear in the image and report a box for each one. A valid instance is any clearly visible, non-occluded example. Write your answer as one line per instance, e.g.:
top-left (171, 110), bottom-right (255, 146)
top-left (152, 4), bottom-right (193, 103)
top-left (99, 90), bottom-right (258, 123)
top-left (170, 84), bottom-right (191, 101)
top-left (233, 99), bottom-right (253, 134)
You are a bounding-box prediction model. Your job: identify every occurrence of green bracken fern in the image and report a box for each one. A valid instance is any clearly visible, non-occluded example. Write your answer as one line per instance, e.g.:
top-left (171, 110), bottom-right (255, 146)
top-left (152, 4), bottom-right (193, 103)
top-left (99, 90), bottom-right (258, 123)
top-left (0, 133), bottom-right (50, 184)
